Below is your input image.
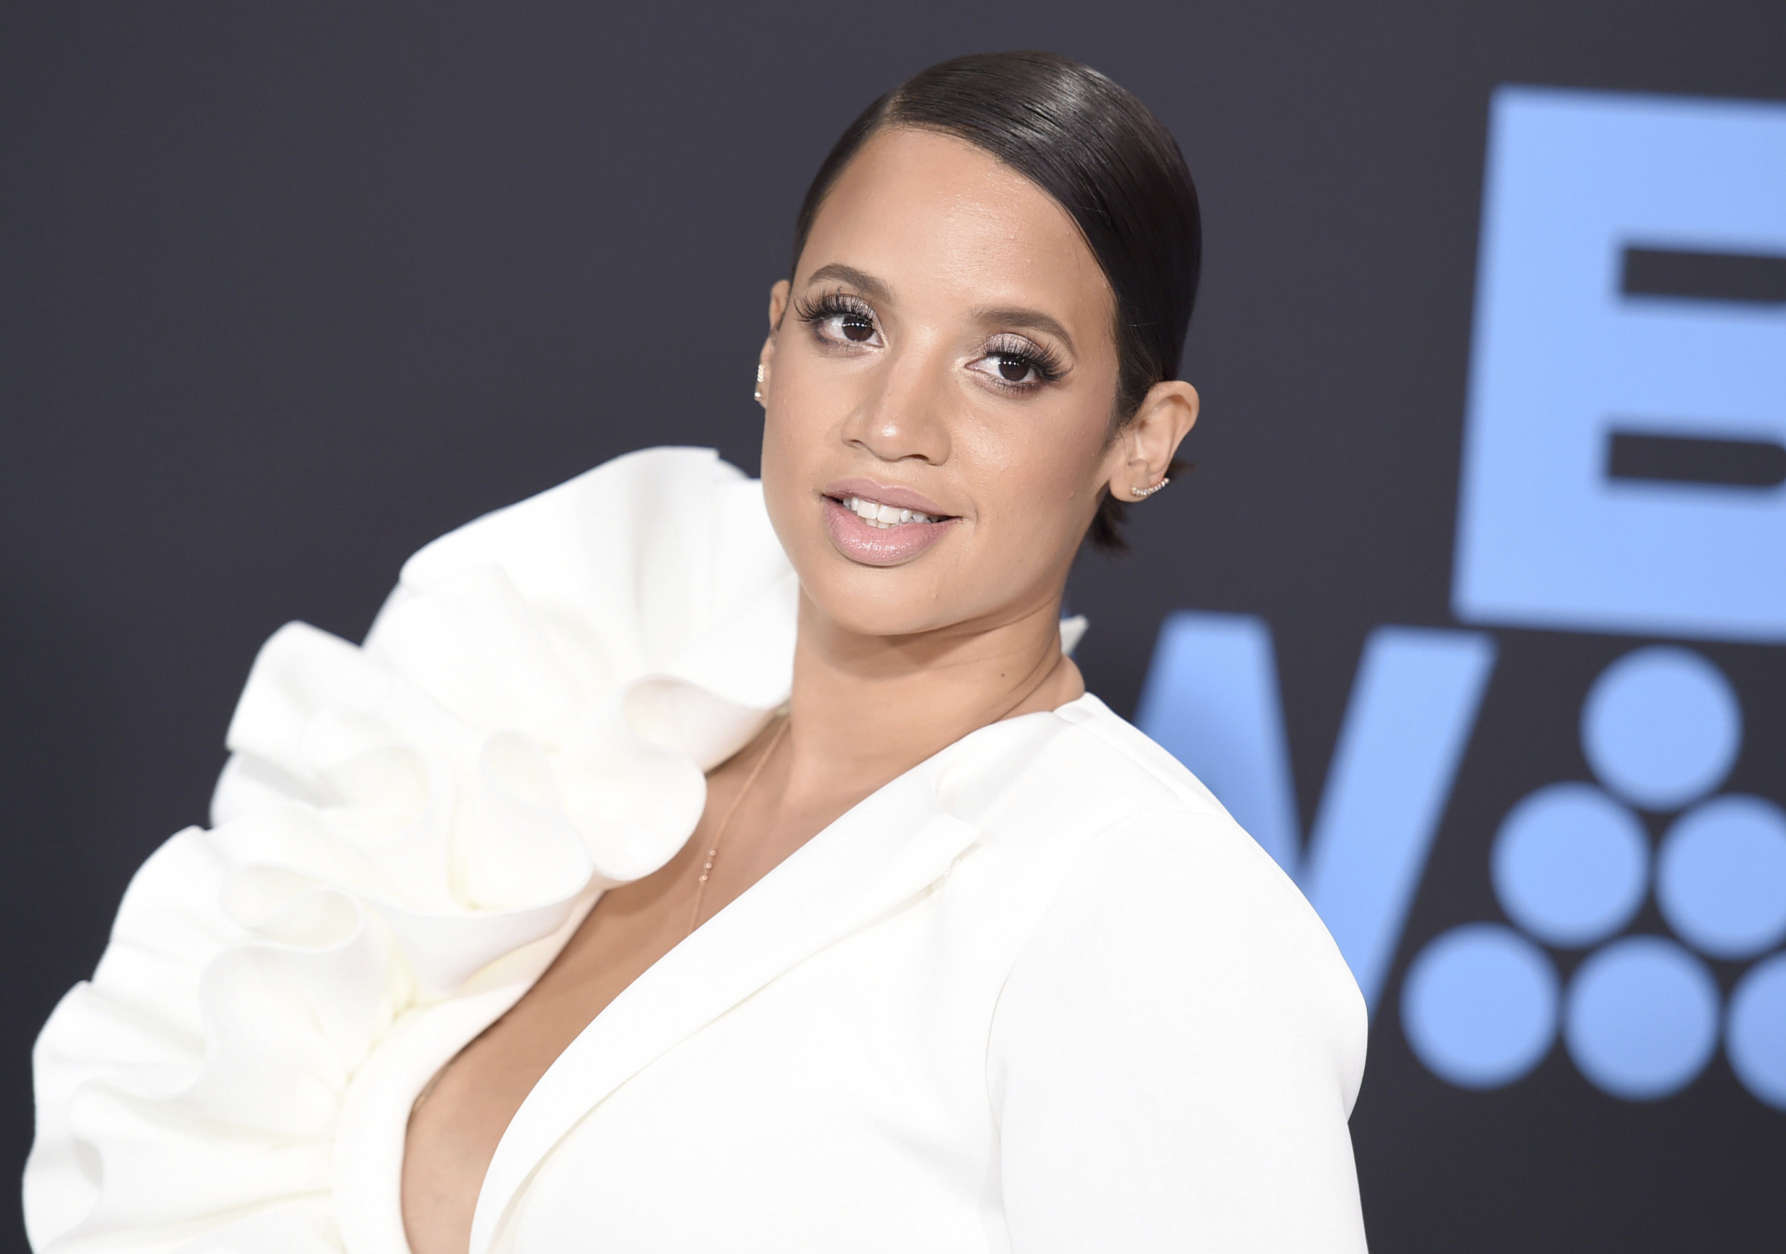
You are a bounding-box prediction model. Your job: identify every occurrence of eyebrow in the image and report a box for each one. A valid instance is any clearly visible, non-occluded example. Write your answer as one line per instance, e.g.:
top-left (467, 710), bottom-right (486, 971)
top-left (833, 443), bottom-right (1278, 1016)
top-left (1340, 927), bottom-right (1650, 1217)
top-left (803, 262), bottom-right (1078, 357)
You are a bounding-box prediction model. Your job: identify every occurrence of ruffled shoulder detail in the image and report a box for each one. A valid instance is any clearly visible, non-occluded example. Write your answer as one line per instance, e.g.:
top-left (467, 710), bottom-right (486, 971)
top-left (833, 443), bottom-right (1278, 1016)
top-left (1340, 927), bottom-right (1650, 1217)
top-left (22, 446), bottom-right (803, 1252)
top-left (22, 444), bottom-right (1092, 1252)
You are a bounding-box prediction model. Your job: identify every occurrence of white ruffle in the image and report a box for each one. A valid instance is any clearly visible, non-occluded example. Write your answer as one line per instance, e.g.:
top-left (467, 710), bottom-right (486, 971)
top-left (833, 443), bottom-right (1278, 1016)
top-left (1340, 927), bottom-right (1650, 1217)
top-left (22, 445), bottom-right (1090, 1252)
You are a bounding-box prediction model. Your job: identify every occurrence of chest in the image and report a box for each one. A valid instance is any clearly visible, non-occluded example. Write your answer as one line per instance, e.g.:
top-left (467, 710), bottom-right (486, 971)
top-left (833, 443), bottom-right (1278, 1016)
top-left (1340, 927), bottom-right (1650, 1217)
top-left (382, 727), bottom-right (1109, 1254)
top-left (395, 788), bottom-right (842, 1254)
top-left (397, 883), bottom-right (671, 1254)
top-left (486, 871), bottom-right (1016, 1254)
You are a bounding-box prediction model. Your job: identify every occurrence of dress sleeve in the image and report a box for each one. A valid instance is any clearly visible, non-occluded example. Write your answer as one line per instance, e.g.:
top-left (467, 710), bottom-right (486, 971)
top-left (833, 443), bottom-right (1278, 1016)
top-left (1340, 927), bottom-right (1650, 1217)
top-left (985, 803), bottom-right (1371, 1252)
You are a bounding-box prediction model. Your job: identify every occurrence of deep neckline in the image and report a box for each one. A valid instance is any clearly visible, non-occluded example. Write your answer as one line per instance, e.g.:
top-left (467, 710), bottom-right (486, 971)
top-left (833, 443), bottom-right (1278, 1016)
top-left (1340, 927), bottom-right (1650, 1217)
top-left (402, 687), bottom-right (1108, 1254)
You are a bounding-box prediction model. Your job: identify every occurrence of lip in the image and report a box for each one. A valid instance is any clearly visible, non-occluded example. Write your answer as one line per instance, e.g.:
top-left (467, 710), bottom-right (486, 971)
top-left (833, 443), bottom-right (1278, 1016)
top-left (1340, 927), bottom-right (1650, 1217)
top-left (820, 476), bottom-right (956, 519)
top-left (820, 495), bottom-right (960, 567)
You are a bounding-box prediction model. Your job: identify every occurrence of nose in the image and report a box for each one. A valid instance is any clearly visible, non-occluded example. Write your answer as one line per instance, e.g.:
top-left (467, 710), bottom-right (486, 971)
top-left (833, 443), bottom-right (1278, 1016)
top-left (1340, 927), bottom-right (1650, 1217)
top-left (840, 340), bottom-right (953, 466)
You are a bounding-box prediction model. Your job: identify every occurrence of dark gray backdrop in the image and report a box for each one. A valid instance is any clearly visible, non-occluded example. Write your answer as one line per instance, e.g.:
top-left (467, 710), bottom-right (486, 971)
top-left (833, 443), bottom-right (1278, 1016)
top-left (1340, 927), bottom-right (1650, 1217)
top-left (6, 3), bottom-right (1782, 1250)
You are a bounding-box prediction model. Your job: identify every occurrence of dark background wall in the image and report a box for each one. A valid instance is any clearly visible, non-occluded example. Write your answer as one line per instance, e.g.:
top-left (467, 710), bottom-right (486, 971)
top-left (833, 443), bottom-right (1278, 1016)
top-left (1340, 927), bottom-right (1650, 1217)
top-left (5, 3), bottom-right (1781, 1250)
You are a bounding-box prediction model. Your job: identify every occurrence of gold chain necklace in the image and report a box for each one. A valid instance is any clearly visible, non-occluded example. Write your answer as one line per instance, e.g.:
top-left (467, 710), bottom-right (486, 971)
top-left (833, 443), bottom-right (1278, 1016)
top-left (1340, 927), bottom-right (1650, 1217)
top-left (687, 714), bottom-right (789, 937)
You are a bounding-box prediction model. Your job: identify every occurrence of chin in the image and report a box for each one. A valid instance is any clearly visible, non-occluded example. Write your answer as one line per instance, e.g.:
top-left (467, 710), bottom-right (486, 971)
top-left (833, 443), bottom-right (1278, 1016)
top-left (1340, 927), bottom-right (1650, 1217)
top-left (799, 560), bottom-right (960, 640)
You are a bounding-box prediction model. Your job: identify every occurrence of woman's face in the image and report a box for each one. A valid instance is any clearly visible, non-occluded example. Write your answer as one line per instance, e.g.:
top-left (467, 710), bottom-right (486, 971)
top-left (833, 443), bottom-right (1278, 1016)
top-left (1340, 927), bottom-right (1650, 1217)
top-left (758, 125), bottom-right (1132, 642)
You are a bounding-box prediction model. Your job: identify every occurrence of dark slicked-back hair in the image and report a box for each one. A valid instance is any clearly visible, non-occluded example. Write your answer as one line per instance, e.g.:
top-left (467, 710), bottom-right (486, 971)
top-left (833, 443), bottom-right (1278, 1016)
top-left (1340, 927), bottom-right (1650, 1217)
top-left (785, 49), bottom-right (1201, 553)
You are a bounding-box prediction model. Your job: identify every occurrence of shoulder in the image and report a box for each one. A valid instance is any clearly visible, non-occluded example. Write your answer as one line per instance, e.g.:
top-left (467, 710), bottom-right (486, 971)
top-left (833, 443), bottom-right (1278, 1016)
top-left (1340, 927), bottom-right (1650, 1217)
top-left (1054, 690), bottom-right (1234, 813)
top-left (993, 695), bottom-right (1370, 1115)
top-left (1046, 697), bottom-right (1319, 940)
top-left (22, 443), bottom-right (800, 1251)
top-left (983, 700), bottom-right (1372, 1250)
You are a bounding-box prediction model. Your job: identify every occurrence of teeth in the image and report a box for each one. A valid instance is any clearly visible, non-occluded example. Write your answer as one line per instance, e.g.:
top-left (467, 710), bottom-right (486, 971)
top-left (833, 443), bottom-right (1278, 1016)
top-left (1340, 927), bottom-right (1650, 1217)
top-left (841, 495), bottom-right (940, 527)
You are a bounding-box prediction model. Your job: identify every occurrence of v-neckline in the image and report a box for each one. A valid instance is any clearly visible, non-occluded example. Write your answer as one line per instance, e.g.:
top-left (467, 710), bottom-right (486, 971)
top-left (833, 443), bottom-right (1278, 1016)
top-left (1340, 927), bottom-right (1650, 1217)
top-left (429, 688), bottom-right (1105, 1254)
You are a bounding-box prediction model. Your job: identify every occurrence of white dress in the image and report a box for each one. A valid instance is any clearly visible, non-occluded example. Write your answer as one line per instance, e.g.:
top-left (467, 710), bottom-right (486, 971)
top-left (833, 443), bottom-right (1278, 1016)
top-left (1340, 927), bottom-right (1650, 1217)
top-left (23, 445), bottom-right (1371, 1253)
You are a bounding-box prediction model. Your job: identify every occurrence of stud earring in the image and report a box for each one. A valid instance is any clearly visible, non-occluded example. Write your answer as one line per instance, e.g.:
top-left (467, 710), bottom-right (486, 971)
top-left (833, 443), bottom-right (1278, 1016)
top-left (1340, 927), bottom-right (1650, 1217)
top-left (1131, 476), bottom-right (1170, 499)
top-left (754, 363), bottom-right (765, 404)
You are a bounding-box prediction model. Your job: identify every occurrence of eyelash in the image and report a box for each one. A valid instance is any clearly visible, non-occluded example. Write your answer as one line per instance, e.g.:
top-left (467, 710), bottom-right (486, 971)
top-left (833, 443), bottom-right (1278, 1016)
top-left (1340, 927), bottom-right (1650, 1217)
top-left (790, 289), bottom-right (1066, 394)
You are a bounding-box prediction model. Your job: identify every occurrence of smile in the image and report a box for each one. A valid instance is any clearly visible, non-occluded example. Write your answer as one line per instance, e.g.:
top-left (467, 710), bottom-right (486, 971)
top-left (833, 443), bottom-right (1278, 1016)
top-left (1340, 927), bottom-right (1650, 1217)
top-left (836, 494), bottom-right (946, 527)
top-left (820, 493), bottom-right (960, 566)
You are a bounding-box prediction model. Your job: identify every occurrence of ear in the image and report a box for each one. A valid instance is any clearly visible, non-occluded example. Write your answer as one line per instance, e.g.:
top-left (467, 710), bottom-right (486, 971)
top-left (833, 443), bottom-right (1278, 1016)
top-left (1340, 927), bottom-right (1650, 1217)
top-left (758, 279), bottom-right (791, 407)
top-left (1102, 379), bottom-right (1200, 501)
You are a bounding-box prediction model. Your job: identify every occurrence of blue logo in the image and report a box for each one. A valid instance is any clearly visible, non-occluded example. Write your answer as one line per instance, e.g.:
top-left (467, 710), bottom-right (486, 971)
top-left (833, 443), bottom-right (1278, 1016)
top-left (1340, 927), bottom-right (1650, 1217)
top-left (1403, 646), bottom-right (1785, 1105)
top-left (1135, 85), bottom-right (1786, 1109)
top-left (1454, 86), bottom-right (1786, 643)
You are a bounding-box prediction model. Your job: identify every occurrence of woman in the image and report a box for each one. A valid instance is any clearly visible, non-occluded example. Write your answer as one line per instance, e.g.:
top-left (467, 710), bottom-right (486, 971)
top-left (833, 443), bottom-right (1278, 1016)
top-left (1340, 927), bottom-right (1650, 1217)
top-left (24, 49), bottom-right (1370, 1253)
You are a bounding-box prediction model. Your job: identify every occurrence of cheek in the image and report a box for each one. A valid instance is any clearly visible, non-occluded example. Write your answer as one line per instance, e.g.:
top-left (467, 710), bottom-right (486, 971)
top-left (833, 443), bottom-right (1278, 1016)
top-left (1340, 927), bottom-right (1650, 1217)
top-left (758, 424), bottom-right (807, 555)
top-left (970, 423), bottom-right (1107, 538)
top-left (768, 341), bottom-right (838, 415)
top-left (759, 406), bottom-right (844, 579)
top-left (761, 362), bottom-right (834, 478)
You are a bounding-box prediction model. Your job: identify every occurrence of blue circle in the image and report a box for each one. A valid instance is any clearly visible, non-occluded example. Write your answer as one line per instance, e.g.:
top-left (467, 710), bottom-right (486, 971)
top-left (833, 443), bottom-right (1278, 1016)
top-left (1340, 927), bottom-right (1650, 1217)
top-left (1727, 951), bottom-right (1786, 1111)
top-left (1564, 935), bottom-right (1719, 1100)
top-left (1491, 781), bottom-right (1649, 948)
top-left (1581, 647), bottom-right (1739, 811)
top-left (1656, 795), bottom-right (1786, 960)
top-left (1402, 923), bottom-right (1557, 1089)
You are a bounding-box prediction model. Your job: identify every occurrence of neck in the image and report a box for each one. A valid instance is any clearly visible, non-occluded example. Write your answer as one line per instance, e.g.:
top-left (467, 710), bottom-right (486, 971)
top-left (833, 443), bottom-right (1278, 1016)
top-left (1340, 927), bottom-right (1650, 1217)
top-left (771, 589), bottom-right (1085, 813)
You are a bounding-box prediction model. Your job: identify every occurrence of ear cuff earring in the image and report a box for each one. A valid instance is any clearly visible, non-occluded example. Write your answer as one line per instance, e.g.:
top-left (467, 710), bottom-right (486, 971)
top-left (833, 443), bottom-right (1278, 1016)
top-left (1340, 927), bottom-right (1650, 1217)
top-left (1131, 476), bottom-right (1170, 498)
top-left (754, 363), bottom-right (765, 404)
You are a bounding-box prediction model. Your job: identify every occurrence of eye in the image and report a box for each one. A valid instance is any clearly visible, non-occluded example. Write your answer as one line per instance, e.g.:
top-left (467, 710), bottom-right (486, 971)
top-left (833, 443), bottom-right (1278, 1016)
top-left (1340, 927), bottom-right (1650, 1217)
top-left (971, 334), bottom-right (1067, 395)
top-left (792, 289), bottom-right (881, 347)
top-left (791, 291), bottom-right (1067, 396)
